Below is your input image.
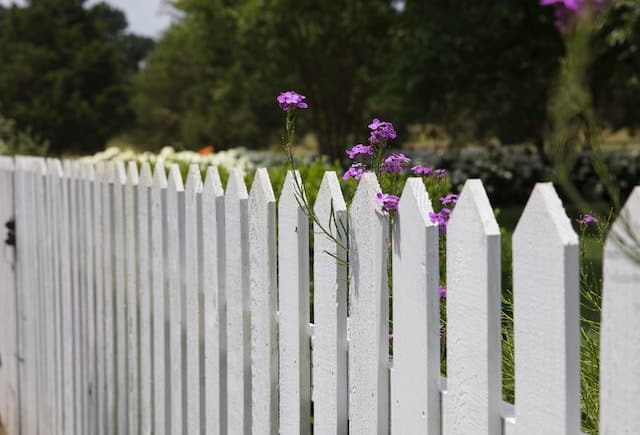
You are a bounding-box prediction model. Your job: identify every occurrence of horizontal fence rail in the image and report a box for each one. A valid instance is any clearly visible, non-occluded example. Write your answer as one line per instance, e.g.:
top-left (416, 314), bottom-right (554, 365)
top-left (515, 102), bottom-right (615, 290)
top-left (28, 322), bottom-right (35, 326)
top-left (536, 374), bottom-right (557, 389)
top-left (0, 156), bottom-right (638, 434)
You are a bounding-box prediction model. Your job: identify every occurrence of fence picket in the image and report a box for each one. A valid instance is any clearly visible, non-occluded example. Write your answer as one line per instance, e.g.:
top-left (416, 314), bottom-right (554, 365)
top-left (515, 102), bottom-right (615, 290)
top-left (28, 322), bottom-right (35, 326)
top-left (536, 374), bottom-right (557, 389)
top-left (513, 183), bottom-right (580, 434)
top-left (348, 172), bottom-right (389, 435)
top-left (0, 157), bottom-right (18, 435)
top-left (225, 168), bottom-right (251, 435)
top-left (312, 171), bottom-right (348, 435)
top-left (101, 162), bottom-right (117, 435)
top-left (166, 164), bottom-right (185, 435)
top-left (93, 162), bottom-right (106, 435)
top-left (184, 164), bottom-right (203, 435)
top-left (391, 177), bottom-right (440, 435)
top-left (278, 171), bottom-right (311, 435)
top-left (201, 166), bottom-right (226, 435)
top-left (151, 163), bottom-right (168, 435)
top-left (125, 162), bottom-right (140, 435)
top-left (600, 186), bottom-right (640, 434)
top-left (248, 168), bottom-right (278, 435)
top-left (82, 162), bottom-right (97, 435)
top-left (138, 162), bottom-right (153, 435)
top-left (444, 179), bottom-right (501, 435)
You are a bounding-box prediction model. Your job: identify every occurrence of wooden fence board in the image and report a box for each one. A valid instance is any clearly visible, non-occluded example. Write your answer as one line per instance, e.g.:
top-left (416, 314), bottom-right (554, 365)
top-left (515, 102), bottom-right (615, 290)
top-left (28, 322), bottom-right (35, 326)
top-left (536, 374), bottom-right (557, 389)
top-left (348, 172), bottom-right (389, 435)
top-left (278, 171), bottom-right (311, 435)
top-left (225, 168), bottom-right (251, 435)
top-left (312, 171), bottom-right (348, 435)
top-left (201, 166), bottom-right (226, 435)
top-left (600, 186), bottom-right (640, 434)
top-left (513, 183), bottom-right (580, 434)
top-left (444, 179), bottom-right (501, 435)
top-left (391, 177), bottom-right (440, 435)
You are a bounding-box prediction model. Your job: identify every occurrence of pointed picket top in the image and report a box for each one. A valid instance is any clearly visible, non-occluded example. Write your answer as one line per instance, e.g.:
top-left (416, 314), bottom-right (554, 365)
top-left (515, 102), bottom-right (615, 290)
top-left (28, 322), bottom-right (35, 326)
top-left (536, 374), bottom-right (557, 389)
top-left (186, 164), bottom-right (203, 193)
top-left (280, 170), bottom-right (305, 209)
top-left (600, 186), bottom-right (640, 434)
top-left (139, 162), bottom-right (152, 187)
top-left (311, 170), bottom-right (348, 435)
top-left (249, 167), bottom-right (275, 205)
top-left (398, 177), bottom-right (435, 225)
top-left (93, 161), bottom-right (103, 182)
top-left (115, 161), bottom-right (127, 186)
top-left (226, 167), bottom-right (248, 200)
top-left (0, 155), bottom-right (13, 170)
top-left (168, 164), bottom-right (184, 192)
top-left (444, 179), bottom-right (501, 435)
top-left (47, 158), bottom-right (63, 178)
top-left (126, 161), bottom-right (139, 186)
top-left (152, 162), bottom-right (167, 188)
top-left (513, 182), bottom-right (580, 434)
top-left (514, 182), bottom-right (578, 246)
top-left (313, 171), bottom-right (346, 220)
top-left (449, 179), bottom-right (499, 236)
top-left (103, 161), bottom-right (115, 184)
top-left (204, 166), bottom-right (224, 197)
top-left (351, 171), bottom-right (381, 214)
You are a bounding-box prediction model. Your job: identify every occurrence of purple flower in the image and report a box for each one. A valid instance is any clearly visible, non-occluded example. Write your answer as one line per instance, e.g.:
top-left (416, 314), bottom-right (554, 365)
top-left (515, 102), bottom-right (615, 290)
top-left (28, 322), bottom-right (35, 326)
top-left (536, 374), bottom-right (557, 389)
top-left (377, 192), bottom-right (400, 212)
top-left (343, 163), bottom-right (368, 180)
top-left (439, 286), bottom-right (447, 298)
top-left (433, 169), bottom-right (447, 179)
top-left (440, 194), bottom-right (459, 205)
top-left (540, 0), bottom-right (607, 29)
top-left (368, 118), bottom-right (397, 144)
top-left (577, 214), bottom-right (599, 225)
top-left (380, 153), bottom-right (411, 173)
top-left (277, 91), bottom-right (308, 110)
top-left (411, 165), bottom-right (433, 177)
top-left (429, 208), bottom-right (452, 234)
top-left (346, 144), bottom-right (374, 159)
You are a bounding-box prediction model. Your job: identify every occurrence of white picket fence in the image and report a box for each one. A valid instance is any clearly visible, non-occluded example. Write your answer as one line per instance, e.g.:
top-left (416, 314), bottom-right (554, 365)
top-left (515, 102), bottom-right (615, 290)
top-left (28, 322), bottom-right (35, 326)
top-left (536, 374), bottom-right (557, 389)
top-left (0, 155), bottom-right (639, 435)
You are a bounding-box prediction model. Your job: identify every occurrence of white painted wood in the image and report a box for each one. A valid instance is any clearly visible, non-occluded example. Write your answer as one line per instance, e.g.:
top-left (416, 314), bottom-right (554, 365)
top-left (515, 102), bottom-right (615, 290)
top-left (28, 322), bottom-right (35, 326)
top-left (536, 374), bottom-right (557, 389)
top-left (348, 172), bottom-right (389, 435)
top-left (61, 160), bottom-right (76, 434)
top-left (225, 168), bottom-right (251, 435)
top-left (125, 162), bottom-right (140, 435)
top-left (75, 163), bottom-right (88, 435)
top-left (0, 157), bottom-right (18, 435)
top-left (151, 163), bottom-right (168, 435)
top-left (14, 157), bottom-right (40, 435)
top-left (102, 161), bottom-right (117, 435)
top-left (278, 171), bottom-right (311, 435)
top-left (184, 164), bottom-right (203, 435)
top-left (248, 168), bottom-right (278, 435)
top-left (48, 158), bottom-right (65, 435)
top-left (390, 177), bottom-right (440, 435)
top-left (70, 161), bottom-right (84, 435)
top-left (444, 179), bottom-right (501, 435)
top-left (33, 158), bottom-right (51, 434)
top-left (93, 162), bottom-right (106, 435)
top-left (312, 171), bottom-right (348, 435)
top-left (600, 186), bottom-right (640, 434)
top-left (138, 162), bottom-right (153, 435)
top-left (82, 162), bottom-right (97, 435)
top-left (201, 166), bottom-right (226, 435)
top-left (113, 161), bottom-right (128, 435)
top-left (166, 164), bottom-right (185, 435)
top-left (513, 182), bottom-right (580, 434)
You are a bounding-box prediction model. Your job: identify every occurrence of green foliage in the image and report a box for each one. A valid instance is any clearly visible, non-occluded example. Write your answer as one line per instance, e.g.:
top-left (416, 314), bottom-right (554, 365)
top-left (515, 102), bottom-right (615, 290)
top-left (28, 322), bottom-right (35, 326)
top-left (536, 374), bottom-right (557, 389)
top-left (133, 0), bottom-right (395, 158)
top-left (0, 115), bottom-right (49, 156)
top-left (0, 0), bottom-right (154, 155)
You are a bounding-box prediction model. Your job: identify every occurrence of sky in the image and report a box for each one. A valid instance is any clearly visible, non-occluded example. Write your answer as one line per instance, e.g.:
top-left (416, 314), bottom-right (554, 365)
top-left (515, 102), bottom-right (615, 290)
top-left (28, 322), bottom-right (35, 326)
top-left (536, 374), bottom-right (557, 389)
top-left (0, 0), bottom-right (175, 38)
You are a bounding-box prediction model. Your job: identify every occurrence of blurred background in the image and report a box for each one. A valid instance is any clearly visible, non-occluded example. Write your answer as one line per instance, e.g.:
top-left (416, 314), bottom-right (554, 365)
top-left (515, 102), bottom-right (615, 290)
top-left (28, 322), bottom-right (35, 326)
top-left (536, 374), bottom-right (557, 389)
top-left (0, 0), bottom-right (638, 209)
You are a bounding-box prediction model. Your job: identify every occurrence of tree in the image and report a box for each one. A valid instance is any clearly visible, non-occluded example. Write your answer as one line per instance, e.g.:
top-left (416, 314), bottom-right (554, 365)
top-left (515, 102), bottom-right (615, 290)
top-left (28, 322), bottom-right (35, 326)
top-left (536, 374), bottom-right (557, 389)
top-left (0, 0), bottom-right (154, 154)
top-left (134, 0), bottom-right (395, 159)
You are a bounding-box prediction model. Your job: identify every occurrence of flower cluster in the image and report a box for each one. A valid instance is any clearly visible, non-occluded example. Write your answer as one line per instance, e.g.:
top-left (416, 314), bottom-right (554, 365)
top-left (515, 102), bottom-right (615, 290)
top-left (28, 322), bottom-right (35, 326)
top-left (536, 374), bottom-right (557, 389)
top-left (577, 214), bottom-right (598, 225)
top-left (277, 91), bottom-right (308, 111)
top-left (428, 193), bottom-right (460, 234)
top-left (540, 0), bottom-right (607, 30)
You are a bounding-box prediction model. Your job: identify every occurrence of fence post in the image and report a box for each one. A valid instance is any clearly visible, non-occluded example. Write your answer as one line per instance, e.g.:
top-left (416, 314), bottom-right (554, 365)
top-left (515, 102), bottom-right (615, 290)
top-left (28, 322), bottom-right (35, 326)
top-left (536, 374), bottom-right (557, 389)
top-left (600, 186), bottom-right (640, 434)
